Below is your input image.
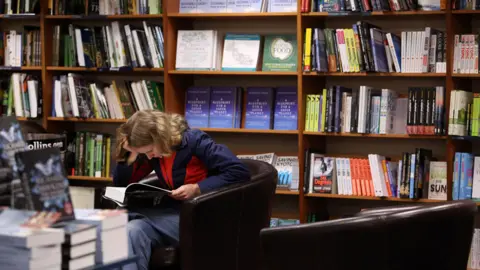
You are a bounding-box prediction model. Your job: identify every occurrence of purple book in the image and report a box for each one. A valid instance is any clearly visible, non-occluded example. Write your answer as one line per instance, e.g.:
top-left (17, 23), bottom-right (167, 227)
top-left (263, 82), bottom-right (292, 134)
top-left (273, 87), bottom-right (298, 130)
top-left (185, 87), bottom-right (211, 128)
top-left (245, 87), bottom-right (274, 130)
top-left (209, 87), bottom-right (238, 128)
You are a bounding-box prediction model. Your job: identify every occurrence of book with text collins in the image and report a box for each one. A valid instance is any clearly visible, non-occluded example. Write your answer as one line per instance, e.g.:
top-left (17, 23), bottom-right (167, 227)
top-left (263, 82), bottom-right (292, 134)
top-left (103, 183), bottom-right (172, 207)
top-left (15, 147), bottom-right (75, 223)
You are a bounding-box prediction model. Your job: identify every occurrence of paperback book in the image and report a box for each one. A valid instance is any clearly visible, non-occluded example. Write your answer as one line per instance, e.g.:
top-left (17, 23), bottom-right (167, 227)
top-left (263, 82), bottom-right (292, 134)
top-left (15, 147), bottom-right (75, 223)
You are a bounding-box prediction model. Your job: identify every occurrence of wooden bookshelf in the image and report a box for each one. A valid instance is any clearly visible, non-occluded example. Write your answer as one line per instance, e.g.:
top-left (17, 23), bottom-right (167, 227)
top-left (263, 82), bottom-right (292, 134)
top-left (305, 193), bottom-right (444, 203)
top-left (23, 0), bottom-right (478, 229)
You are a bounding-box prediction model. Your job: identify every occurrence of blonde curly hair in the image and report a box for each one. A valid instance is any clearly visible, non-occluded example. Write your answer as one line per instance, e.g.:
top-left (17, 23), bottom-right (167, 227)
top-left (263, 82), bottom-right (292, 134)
top-left (115, 110), bottom-right (188, 160)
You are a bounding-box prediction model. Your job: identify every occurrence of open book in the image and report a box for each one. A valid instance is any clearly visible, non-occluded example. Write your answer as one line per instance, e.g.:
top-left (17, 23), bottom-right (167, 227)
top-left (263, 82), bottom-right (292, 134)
top-left (103, 183), bottom-right (172, 207)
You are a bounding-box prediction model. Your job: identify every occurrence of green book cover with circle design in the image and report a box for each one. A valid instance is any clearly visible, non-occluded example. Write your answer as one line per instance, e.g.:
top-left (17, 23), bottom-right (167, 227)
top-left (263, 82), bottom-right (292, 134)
top-left (262, 35), bottom-right (297, 72)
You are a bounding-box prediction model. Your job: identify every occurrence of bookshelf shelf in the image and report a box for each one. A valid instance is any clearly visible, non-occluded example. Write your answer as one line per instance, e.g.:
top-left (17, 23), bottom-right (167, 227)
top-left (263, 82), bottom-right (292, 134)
top-left (276, 190), bottom-right (300, 195)
top-left (305, 193), bottom-right (444, 203)
top-left (46, 67), bottom-right (164, 73)
top-left (168, 12), bottom-right (297, 18)
top-left (200, 128), bottom-right (299, 134)
top-left (451, 10), bottom-right (480, 14)
top-left (47, 117), bottom-right (127, 123)
top-left (0, 14), bottom-right (40, 19)
top-left (168, 70), bottom-right (298, 76)
top-left (451, 74), bottom-right (480, 78)
top-left (68, 176), bottom-right (113, 181)
top-left (0, 66), bottom-right (42, 71)
top-left (303, 72), bottom-right (446, 77)
top-left (302, 10), bottom-right (446, 16)
top-left (45, 14), bottom-right (164, 20)
top-left (303, 132), bottom-right (448, 139)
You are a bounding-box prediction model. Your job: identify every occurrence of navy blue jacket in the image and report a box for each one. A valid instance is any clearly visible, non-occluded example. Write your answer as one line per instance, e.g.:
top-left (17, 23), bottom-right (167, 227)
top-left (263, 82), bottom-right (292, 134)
top-left (113, 128), bottom-right (251, 193)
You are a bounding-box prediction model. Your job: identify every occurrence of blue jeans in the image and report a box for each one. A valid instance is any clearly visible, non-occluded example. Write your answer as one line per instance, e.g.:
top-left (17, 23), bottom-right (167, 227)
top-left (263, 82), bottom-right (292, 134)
top-left (123, 206), bottom-right (180, 270)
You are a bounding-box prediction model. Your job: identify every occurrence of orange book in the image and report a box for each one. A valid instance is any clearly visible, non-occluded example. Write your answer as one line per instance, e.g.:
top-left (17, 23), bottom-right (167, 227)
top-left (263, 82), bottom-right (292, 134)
top-left (382, 160), bottom-right (393, 197)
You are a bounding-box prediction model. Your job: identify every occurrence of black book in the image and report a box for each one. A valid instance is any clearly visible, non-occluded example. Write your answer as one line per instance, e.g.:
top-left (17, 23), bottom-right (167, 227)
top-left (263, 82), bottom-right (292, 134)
top-left (15, 147), bottom-right (75, 223)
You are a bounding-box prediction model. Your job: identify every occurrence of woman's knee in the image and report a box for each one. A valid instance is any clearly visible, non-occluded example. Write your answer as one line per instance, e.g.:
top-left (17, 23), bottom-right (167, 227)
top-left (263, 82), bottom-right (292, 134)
top-left (127, 219), bottom-right (152, 242)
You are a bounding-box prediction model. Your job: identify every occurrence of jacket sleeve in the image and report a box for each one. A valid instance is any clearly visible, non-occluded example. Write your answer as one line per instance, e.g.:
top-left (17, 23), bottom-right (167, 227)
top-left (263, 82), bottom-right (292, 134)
top-left (191, 130), bottom-right (251, 193)
top-left (113, 155), bottom-right (153, 187)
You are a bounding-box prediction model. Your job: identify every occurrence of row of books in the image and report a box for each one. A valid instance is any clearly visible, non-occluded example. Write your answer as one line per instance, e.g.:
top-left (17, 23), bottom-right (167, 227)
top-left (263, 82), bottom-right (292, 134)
top-left (453, 34), bottom-right (480, 74)
top-left (2, 1), bottom-right (39, 15)
top-left (303, 25), bottom-right (446, 74)
top-left (67, 132), bottom-right (112, 178)
top-left (452, 0), bottom-right (480, 9)
top-left (237, 152), bottom-right (300, 191)
top-left (304, 148), bottom-right (447, 200)
top-left (0, 28), bottom-right (42, 67)
top-left (51, 74), bottom-right (164, 119)
top-left (452, 153), bottom-right (480, 201)
top-left (176, 31), bottom-right (297, 72)
top-left (53, 21), bottom-right (164, 69)
top-left (304, 86), bottom-right (446, 136)
top-left (49, 0), bottom-right (162, 15)
top-left (185, 86), bottom-right (298, 130)
top-left (179, 0), bottom-right (297, 13)
top-left (2, 73), bottom-right (42, 119)
top-left (301, 0), bottom-right (443, 12)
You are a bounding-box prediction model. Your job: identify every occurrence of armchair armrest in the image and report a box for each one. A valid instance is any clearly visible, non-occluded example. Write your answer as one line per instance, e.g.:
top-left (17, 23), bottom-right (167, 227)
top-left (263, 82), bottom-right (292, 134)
top-left (354, 204), bottom-right (425, 217)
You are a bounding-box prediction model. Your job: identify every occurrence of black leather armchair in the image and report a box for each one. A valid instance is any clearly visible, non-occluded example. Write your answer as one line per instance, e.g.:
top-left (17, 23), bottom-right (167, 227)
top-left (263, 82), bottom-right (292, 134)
top-left (141, 159), bottom-right (277, 270)
top-left (260, 200), bottom-right (477, 270)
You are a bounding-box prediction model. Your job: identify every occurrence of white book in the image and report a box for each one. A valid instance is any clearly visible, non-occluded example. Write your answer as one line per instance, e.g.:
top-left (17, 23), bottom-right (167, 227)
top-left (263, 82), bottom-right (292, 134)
top-left (428, 161), bottom-right (447, 201)
top-left (123, 25), bottom-right (138, 68)
top-left (111, 22), bottom-right (127, 67)
top-left (27, 80), bottom-right (38, 118)
top-left (132, 30), bottom-right (146, 67)
top-left (67, 73), bottom-right (80, 117)
top-left (12, 73), bottom-right (23, 117)
top-left (176, 30), bottom-right (216, 70)
top-left (142, 21), bottom-right (160, 68)
top-left (141, 80), bottom-right (154, 109)
top-left (422, 27), bottom-right (431, 73)
top-left (54, 80), bottom-right (64, 117)
top-left (74, 29), bottom-right (85, 67)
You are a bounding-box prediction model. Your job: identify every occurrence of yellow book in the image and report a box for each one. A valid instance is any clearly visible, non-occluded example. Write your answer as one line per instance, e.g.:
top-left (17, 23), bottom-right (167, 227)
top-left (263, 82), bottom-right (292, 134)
top-left (321, 88), bottom-right (327, 132)
top-left (305, 95), bottom-right (311, 131)
top-left (348, 29), bottom-right (360, 72)
top-left (307, 95), bottom-right (314, 131)
top-left (304, 28), bottom-right (313, 72)
top-left (313, 95), bottom-right (320, 132)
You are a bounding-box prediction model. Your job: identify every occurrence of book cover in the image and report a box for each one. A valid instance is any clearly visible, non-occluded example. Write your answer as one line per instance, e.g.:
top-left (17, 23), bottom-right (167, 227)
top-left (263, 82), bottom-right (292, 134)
top-left (221, 34), bottom-right (261, 71)
top-left (428, 161), bottom-right (447, 201)
top-left (312, 156), bottom-right (335, 193)
top-left (209, 87), bottom-right (237, 128)
top-left (185, 86), bottom-right (211, 128)
top-left (273, 87), bottom-right (298, 130)
top-left (15, 147), bottom-right (75, 223)
top-left (0, 116), bottom-right (27, 191)
top-left (245, 87), bottom-right (274, 129)
top-left (262, 35), bottom-right (297, 72)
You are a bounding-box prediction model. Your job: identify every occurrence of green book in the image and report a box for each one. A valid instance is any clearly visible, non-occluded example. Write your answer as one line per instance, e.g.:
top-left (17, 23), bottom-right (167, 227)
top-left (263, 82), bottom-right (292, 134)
top-left (262, 35), bottom-right (297, 72)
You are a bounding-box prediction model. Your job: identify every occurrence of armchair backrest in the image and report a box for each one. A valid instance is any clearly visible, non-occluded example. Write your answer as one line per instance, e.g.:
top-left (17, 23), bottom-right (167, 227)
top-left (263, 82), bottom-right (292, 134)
top-left (260, 200), bottom-right (477, 270)
top-left (179, 159), bottom-right (277, 270)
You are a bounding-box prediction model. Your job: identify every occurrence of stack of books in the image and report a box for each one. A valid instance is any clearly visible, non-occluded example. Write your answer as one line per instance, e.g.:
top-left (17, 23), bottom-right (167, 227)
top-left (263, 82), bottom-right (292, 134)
top-left (74, 209), bottom-right (129, 264)
top-left (58, 222), bottom-right (97, 270)
top-left (0, 209), bottom-right (65, 270)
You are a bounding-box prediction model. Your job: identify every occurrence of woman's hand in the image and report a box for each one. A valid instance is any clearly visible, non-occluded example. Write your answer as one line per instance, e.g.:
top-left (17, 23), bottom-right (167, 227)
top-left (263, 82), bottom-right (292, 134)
top-left (121, 138), bottom-right (138, 165)
top-left (170, 184), bottom-right (201, 200)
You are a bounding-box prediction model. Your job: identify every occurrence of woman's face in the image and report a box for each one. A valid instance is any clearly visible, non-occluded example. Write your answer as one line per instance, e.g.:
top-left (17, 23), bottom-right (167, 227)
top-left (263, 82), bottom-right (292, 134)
top-left (131, 144), bottom-right (162, 159)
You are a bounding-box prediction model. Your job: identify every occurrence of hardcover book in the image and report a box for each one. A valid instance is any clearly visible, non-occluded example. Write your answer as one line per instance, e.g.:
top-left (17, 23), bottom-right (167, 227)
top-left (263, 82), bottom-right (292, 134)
top-left (262, 35), bottom-right (297, 72)
top-left (273, 87), bottom-right (298, 130)
top-left (185, 87), bottom-right (211, 128)
top-left (209, 87), bottom-right (238, 128)
top-left (15, 147), bottom-right (75, 223)
top-left (245, 87), bottom-right (274, 129)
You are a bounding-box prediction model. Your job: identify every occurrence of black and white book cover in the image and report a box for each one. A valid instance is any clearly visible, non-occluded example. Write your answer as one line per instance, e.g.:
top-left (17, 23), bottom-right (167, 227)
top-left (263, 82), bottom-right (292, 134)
top-left (15, 147), bottom-right (75, 223)
top-left (0, 116), bottom-right (27, 185)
